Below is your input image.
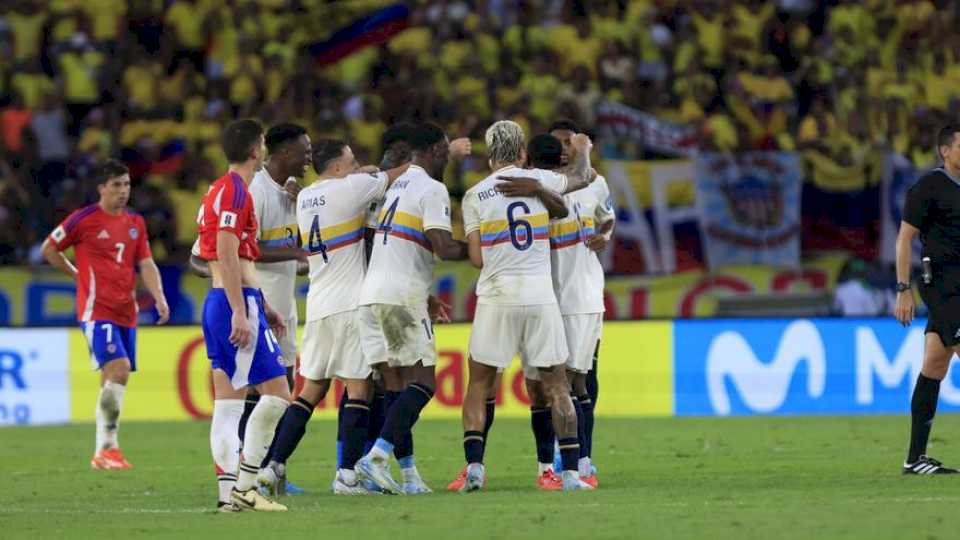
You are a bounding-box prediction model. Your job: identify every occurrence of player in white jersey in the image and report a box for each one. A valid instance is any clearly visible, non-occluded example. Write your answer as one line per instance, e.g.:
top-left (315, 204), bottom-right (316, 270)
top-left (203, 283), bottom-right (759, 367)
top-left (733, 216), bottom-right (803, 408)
top-left (515, 125), bottom-right (614, 491)
top-left (260, 139), bottom-right (410, 494)
top-left (458, 120), bottom-right (597, 492)
top-left (355, 122), bottom-right (470, 494)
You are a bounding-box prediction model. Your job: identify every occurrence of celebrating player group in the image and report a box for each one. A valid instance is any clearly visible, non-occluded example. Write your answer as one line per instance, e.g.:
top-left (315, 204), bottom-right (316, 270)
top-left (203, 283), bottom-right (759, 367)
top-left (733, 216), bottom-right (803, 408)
top-left (49, 113), bottom-right (613, 512)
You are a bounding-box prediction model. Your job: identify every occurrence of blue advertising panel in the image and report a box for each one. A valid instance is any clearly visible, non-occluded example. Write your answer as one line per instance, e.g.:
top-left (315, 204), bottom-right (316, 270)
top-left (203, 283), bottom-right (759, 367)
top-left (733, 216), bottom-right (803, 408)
top-left (674, 318), bottom-right (960, 416)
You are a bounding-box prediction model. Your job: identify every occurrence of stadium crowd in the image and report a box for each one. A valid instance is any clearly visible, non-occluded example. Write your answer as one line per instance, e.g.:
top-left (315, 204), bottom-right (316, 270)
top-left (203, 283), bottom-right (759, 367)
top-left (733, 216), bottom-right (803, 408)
top-left (0, 0), bottom-right (958, 266)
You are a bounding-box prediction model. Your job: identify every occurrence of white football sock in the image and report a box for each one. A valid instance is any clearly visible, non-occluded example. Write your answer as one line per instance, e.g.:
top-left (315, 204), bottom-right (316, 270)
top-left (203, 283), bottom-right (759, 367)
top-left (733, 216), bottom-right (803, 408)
top-left (236, 394), bottom-right (287, 491)
top-left (538, 462), bottom-right (554, 474)
top-left (578, 457), bottom-right (592, 477)
top-left (95, 381), bottom-right (126, 452)
top-left (401, 465), bottom-right (421, 483)
top-left (210, 399), bottom-right (243, 503)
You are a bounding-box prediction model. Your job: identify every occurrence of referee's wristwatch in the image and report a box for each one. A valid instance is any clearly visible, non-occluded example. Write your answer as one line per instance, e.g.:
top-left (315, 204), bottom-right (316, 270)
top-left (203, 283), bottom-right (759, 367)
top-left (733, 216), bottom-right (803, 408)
top-left (896, 282), bottom-right (911, 293)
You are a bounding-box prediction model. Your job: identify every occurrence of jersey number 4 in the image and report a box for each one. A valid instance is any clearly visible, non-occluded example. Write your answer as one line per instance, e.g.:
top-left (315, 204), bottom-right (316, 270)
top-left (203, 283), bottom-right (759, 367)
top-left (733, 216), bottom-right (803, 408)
top-left (307, 215), bottom-right (329, 263)
top-left (379, 197), bottom-right (400, 244)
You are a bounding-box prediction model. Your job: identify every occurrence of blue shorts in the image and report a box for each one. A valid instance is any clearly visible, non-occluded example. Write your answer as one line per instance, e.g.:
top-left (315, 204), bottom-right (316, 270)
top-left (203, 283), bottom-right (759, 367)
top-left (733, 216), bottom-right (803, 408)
top-left (80, 321), bottom-right (137, 371)
top-left (202, 287), bottom-right (286, 390)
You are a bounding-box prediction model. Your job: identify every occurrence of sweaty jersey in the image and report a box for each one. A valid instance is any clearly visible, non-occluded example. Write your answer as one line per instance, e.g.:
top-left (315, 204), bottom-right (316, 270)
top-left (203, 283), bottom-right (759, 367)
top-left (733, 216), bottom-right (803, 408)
top-left (197, 171), bottom-right (259, 261)
top-left (549, 175), bottom-right (614, 314)
top-left (249, 169), bottom-right (298, 320)
top-left (359, 165), bottom-right (452, 308)
top-left (462, 165), bottom-right (569, 306)
top-left (299, 172), bottom-right (389, 321)
top-left (48, 205), bottom-right (151, 327)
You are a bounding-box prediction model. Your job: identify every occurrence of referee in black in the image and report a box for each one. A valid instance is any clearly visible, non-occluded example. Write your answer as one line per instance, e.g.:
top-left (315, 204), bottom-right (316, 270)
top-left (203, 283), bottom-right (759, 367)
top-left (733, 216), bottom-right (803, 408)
top-left (896, 124), bottom-right (960, 475)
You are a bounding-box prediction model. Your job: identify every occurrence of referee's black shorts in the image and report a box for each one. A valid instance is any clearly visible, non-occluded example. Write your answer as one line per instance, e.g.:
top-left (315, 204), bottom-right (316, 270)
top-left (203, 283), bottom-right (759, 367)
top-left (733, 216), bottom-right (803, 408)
top-left (920, 266), bottom-right (960, 348)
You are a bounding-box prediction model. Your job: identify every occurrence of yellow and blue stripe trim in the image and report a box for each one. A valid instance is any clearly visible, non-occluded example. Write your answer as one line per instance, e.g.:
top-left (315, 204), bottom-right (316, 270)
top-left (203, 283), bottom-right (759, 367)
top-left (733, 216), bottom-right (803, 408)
top-left (376, 210), bottom-right (431, 250)
top-left (260, 224), bottom-right (299, 248)
top-left (549, 217), bottom-right (595, 250)
top-left (299, 214), bottom-right (365, 254)
top-left (479, 212), bottom-right (550, 247)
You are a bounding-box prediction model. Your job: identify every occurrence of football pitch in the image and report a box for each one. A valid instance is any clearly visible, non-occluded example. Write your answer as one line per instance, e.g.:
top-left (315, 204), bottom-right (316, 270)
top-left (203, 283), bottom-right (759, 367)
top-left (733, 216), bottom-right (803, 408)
top-left (3, 416), bottom-right (959, 539)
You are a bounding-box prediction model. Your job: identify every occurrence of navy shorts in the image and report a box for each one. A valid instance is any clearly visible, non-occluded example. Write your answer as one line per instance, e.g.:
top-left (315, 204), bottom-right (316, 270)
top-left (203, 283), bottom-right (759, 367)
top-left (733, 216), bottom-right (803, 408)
top-left (202, 287), bottom-right (286, 389)
top-left (80, 321), bottom-right (137, 371)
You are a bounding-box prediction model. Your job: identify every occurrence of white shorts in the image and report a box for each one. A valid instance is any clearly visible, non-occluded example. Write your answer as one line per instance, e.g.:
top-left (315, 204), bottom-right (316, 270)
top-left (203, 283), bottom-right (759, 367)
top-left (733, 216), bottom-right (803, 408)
top-left (562, 313), bottom-right (602, 374)
top-left (299, 310), bottom-right (371, 381)
top-left (469, 303), bottom-right (568, 372)
top-left (278, 315), bottom-right (298, 367)
top-left (358, 304), bottom-right (437, 368)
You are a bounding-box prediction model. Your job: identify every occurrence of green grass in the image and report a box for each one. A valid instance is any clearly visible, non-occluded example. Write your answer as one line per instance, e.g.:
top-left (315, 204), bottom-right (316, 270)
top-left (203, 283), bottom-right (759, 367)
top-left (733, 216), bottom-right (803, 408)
top-left (3, 416), bottom-right (960, 539)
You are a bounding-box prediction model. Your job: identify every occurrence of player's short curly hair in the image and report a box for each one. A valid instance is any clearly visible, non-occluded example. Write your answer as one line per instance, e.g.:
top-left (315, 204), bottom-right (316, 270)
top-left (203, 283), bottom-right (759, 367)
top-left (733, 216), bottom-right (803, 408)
top-left (265, 123), bottom-right (307, 155)
top-left (485, 120), bottom-right (525, 165)
top-left (527, 134), bottom-right (563, 170)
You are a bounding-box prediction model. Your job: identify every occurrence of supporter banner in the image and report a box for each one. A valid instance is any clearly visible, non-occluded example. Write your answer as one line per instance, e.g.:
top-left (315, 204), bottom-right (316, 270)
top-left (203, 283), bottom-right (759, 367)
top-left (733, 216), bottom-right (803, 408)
top-left (673, 318), bottom-right (953, 416)
top-left (695, 153), bottom-right (801, 268)
top-left (879, 154), bottom-right (931, 264)
top-left (67, 323), bottom-right (672, 422)
top-left (595, 101), bottom-right (698, 157)
top-left (0, 329), bottom-right (70, 425)
top-left (602, 159), bottom-right (703, 274)
top-left (800, 150), bottom-right (881, 259)
top-left (0, 255), bottom-right (847, 325)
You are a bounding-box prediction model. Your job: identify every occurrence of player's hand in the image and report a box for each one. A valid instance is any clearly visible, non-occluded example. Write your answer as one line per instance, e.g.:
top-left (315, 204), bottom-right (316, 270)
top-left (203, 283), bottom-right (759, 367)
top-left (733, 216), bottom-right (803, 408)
top-left (586, 234), bottom-right (609, 253)
top-left (357, 165), bottom-right (380, 175)
top-left (894, 291), bottom-right (916, 327)
top-left (155, 297), bottom-right (170, 325)
top-left (571, 133), bottom-right (593, 153)
top-left (495, 176), bottom-right (541, 197)
top-left (229, 311), bottom-right (252, 348)
top-left (428, 295), bottom-right (452, 323)
top-left (284, 178), bottom-right (302, 201)
top-left (449, 137), bottom-right (472, 160)
top-left (264, 305), bottom-right (286, 338)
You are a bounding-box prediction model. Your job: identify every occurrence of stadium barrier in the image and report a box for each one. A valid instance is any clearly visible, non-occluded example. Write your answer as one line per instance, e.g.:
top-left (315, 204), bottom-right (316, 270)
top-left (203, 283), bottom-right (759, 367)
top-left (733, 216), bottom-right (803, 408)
top-left (1, 318), bottom-right (951, 426)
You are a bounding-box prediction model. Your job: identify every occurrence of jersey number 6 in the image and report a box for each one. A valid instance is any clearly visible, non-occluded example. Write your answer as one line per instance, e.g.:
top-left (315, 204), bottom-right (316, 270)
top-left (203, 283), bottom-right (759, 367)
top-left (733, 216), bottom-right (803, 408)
top-left (507, 201), bottom-right (533, 251)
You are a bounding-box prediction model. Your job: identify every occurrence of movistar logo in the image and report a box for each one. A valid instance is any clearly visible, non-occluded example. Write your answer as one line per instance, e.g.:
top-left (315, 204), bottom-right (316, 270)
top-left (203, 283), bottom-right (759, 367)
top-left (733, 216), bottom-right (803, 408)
top-left (705, 320), bottom-right (826, 415)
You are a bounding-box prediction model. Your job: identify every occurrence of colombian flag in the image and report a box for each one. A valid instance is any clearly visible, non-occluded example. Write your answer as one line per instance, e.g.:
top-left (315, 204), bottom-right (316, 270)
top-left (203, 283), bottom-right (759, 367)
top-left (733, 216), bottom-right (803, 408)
top-left (309, 3), bottom-right (410, 66)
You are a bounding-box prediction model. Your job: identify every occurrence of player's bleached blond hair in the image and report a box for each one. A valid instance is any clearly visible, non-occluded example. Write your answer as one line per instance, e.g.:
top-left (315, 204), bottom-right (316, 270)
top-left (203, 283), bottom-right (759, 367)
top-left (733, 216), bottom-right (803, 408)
top-left (485, 120), bottom-right (525, 165)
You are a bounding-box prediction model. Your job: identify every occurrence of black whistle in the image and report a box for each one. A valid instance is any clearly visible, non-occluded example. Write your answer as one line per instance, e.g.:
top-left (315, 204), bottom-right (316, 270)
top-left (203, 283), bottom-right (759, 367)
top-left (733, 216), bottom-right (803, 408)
top-left (922, 257), bottom-right (933, 285)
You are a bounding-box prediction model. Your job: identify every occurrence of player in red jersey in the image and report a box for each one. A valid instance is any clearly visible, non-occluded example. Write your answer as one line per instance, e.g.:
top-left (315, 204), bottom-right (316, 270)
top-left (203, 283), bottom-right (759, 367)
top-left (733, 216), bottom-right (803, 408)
top-left (198, 119), bottom-right (290, 513)
top-left (41, 159), bottom-right (170, 471)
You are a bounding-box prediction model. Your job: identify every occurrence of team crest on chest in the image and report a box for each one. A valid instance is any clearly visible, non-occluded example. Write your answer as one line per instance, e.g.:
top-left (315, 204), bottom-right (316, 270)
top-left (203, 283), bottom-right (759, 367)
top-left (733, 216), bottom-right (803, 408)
top-left (129, 228), bottom-right (139, 239)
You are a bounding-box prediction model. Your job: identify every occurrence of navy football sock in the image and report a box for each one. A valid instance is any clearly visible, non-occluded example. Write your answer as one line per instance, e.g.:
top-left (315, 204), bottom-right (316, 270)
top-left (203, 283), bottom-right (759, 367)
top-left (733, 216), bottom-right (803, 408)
top-left (578, 394), bottom-right (594, 459)
top-left (463, 430), bottom-right (485, 464)
top-left (340, 399), bottom-right (370, 470)
top-left (571, 396), bottom-right (587, 460)
top-left (238, 394), bottom-right (259, 442)
top-left (530, 407), bottom-right (555, 464)
top-left (558, 437), bottom-right (580, 472)
top-left (483, 398), bottom-right (496, 450)
top-left (379, 384), bottom-right (433, 449)
top-left (269, 397), bottom-right (314, 464)
top-left (586, 341), bottom-right (599, 407)
top-left (335, 388), bottom-right (347, 468)
top-left (366, 391), bottom-right (385, 454)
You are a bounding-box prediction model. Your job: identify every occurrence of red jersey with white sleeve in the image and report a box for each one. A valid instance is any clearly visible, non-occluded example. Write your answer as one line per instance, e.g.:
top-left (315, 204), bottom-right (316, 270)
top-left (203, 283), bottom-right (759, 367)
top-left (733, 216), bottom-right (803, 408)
top-left (47, 204), bottom-right (151, 327)
top-left (197, 171), bottom-right (260, 261)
